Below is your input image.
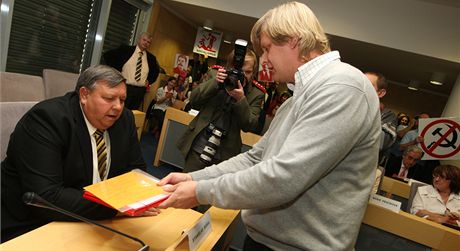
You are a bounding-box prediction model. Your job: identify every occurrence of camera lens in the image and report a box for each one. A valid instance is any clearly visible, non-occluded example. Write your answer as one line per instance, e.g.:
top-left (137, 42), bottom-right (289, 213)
top-left (199, 153), bottom-right (212, 163)
top-left (208, 135), bottom-right (220, 146)
top-left (203, 146), bottom-right (216, 155)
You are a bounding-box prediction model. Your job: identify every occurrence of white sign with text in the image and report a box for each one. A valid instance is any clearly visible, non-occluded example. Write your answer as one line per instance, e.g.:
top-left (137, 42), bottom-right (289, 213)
top-left (369, 194), bottom-right (401, 213)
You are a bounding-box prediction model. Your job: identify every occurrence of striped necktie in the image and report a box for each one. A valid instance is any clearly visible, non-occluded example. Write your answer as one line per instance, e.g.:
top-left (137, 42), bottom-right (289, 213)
top-left (94, 129), bottom-right (107, 180)
top-left (135, 51), bottom-right (143, 82)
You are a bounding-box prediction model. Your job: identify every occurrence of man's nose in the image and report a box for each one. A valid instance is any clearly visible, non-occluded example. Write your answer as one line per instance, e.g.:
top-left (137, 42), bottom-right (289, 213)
top-left (113, 99), bottom-right (123, 110)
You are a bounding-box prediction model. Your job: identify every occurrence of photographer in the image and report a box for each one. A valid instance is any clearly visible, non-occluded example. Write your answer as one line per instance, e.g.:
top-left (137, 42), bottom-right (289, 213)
top-left (177, 47), bottom-right (265, 173)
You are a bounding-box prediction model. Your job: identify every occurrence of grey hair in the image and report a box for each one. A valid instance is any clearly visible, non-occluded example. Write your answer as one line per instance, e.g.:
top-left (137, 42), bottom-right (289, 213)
top-left (138, 32), bottom-right (152, 40)
top-left (403, 145), bottom-right (424, 156)
top-left (75, 65), bottom-right (125, 95)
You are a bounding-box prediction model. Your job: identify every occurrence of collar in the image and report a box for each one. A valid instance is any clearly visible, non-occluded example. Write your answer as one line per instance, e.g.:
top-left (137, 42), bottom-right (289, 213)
top-left (135, 45), bottom-right (144, 54)
top-left (425, 185), bottom-right (460, 202)
top-left (293, 51), bottom-right (341, 101)
top-left (80, 103), bottom-right (97, 136)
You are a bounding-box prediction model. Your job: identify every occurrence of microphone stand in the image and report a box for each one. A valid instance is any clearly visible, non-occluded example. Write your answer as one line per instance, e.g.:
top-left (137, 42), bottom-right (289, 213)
top-left (23, 192), bottom-right (149, 251)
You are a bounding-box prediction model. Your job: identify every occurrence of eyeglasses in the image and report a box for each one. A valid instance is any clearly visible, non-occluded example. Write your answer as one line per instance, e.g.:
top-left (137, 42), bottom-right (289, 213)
top-left (432, 174), bottom-right (449, 180)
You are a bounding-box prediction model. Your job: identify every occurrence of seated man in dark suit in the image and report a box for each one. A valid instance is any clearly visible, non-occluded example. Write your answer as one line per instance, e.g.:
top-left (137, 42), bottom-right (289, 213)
top-left (385, 145), bottom-right (424, 182)
top-left (1, 65), bottom-right (158, 242)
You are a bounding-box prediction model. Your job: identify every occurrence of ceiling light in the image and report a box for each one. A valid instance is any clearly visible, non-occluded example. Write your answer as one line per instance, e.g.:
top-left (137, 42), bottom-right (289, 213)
top-left (203, 19), bottom-right (213, 30)
top-left (408, 80), bottom-right (420, 91)
top-left (430, 72), bottom-right (445, 86)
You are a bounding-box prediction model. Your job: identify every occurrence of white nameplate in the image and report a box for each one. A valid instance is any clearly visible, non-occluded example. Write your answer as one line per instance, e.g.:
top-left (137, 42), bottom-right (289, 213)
top-left (189, 109), bottom-right (199, 116)
top-left (188, 212), bottom-right (212, 251)
top-left (369, 194), bottom-right (401, 213)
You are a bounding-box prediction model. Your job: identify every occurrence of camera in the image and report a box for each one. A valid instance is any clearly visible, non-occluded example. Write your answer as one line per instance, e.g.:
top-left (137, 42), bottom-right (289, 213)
top-left (199, 123), bottom-right (224, 164)
top-left (222, 39), bottom-right (248, 91)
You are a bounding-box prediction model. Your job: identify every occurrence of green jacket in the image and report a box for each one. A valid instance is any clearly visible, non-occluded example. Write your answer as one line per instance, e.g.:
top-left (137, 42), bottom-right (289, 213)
top-left (177, 68), bottom-right (264, 162)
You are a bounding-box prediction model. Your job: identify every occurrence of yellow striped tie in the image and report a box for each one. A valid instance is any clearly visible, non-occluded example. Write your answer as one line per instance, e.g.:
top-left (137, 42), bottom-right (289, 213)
top-left (135, 51), bottom-right (143, 82)
top-left (94, 129), bottom-right (107, 180)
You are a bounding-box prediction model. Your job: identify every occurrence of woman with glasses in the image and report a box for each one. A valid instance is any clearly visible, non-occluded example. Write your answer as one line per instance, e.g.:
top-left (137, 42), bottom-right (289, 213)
top-left (410, 165), bottom-right (460, 224)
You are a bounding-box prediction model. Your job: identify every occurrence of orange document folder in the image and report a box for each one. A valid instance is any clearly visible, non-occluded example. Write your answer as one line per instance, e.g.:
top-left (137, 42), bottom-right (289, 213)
top-left (83, 169), bottom-right (170, 216)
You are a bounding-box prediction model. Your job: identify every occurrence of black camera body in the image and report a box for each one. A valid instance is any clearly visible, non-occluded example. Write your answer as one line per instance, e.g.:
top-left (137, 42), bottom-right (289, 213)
top-left (221, 39), bottom-right (248, 91)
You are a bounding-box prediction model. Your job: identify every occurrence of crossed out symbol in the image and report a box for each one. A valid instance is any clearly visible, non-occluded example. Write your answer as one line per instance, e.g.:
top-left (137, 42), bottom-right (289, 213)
top-left (420, 119), bottom-right (460, 158)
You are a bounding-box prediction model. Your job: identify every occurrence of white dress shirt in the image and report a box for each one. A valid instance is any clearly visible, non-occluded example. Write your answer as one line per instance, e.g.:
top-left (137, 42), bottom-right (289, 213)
top-left (80, 105), bottom-right (111, 183)
top-left (122, 46), bottom-right (149, 86)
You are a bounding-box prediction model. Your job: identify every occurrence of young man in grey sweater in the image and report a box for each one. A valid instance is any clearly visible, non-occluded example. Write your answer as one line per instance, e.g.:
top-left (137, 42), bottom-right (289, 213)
top-left (158, 2), bottom-right (380, 250)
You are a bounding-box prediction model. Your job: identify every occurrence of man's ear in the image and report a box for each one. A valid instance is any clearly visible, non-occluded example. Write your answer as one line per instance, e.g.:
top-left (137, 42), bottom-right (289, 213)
top-left (79, 87), bottom-right (89, 105)
top-left (288, 38), bottom-right (299, 49)
top-left (378, 89), bottom-right (387, 98)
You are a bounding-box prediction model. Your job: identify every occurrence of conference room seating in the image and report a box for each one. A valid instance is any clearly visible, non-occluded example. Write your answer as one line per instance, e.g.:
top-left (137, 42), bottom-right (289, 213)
top-left (0, 101), bottom-right (38, 160)
top-left (141, 73), bottom-right (168, 113)
top-left (0, 72), bottom-right (45, 102)
top-left (372, 166), bottom-right (386, 194)
top-left (405, 182), bottom-right (428, 213)
top-left (42, 69), bottom-right (79, 99)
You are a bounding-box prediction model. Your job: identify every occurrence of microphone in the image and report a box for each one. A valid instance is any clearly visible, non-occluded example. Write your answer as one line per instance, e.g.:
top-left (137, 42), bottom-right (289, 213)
top-left (23, 192), bottom-right (149, 251)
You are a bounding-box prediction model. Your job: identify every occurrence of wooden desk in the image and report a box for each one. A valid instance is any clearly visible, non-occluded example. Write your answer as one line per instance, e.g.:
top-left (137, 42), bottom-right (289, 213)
top-left (132, 110), bottom-right (146, 141)
top-left (362, 203), bottom-right (460, 251)
top-left (380, 176), bottom-right (411, 199)
top-left (154, 108), bottom-right (262, 167)
top-left (0, 207), bottom-right (239, 251)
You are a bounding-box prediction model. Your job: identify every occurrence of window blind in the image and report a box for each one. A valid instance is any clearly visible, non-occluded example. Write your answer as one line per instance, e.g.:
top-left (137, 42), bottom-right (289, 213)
top-left (6, 0), bottom-right (94, 76)
top-left (102, 0), bottom-right (139, 54)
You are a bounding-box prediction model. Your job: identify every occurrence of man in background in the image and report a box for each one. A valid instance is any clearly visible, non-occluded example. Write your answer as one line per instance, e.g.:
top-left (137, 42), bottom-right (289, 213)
top-left (104, 32), bottom-right (160, 110)
top-left (157, 2), bottom-right (380, 250)
top-left (365, 72), bottom-right (397, 164)
top-left (1, 65), bottom-right (157, 242)
top-left (177, 49), bottom-right (265, 174)
top-left (385, 145), bottom-right (425, 181)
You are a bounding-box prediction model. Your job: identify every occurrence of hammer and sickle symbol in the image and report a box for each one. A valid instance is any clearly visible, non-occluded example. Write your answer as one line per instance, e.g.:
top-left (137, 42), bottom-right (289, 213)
top-left (427, 124), bottom-right (458, 150)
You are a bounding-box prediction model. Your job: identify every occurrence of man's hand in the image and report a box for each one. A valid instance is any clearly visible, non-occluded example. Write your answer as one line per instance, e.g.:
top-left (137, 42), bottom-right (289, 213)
top-left (158, 172), bottom-right (192, 186)
top-left (215, 68), bottom-right (227, 83)
top-left (226, 80), bottom-right (245, 102)
top-left (157, 181), bottom-right (199, 209)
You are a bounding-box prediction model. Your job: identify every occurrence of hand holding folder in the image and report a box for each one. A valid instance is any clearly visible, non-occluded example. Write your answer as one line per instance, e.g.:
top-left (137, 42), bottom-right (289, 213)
top-left (83, 169), bottom-right (170, 216)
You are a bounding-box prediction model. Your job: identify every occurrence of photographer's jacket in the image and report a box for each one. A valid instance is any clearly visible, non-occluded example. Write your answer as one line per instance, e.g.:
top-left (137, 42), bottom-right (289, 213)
top-left (177, 68), bottom-right (264, 171)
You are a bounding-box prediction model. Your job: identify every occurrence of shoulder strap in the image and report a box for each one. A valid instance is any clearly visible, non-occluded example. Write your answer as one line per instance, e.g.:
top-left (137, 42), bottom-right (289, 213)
top-left (252, 80), bottom-right (267, 93)
top-left (211, 65), bottom-right (225, 70)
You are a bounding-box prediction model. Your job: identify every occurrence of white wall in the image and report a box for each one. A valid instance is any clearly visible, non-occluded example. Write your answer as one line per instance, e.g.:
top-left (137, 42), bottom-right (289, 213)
top-left (171, 0), bottom-right (460, 63)
top-left (441, 74), bottom-right (460, 167)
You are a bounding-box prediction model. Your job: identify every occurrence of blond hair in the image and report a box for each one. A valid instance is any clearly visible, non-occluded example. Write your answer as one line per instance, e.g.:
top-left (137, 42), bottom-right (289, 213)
top-left (251, 1), bottom-right (330, 58)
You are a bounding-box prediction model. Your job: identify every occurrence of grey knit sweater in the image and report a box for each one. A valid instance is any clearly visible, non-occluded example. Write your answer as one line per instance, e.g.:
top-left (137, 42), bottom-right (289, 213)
top-left (191, 51), bottom-right (380, 250)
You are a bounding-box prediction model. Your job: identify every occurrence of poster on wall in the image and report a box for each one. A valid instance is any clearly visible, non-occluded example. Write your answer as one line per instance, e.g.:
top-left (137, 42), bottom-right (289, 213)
top-left (173, 54), bottom-right (189, 80)
top-left (193, 27), bottom-right (222, 58)
top-left (258, 60), bottom-right (273, 82)
top-left (419, 117), bottom-right (460, 160)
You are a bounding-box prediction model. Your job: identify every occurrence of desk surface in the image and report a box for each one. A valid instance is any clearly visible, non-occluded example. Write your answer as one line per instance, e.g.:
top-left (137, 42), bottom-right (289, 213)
top-left (363, 203), bottom-right (460, 251)
top-left (1, 207), bottom-right (239, 251)
top-left (380, 176), bottom-right (411, 199)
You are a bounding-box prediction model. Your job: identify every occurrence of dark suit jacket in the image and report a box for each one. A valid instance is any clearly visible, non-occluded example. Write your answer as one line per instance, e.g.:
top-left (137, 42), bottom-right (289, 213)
top-left (103, 45), bottom-right (159, 84)
top-left (1, 92), bottom-right (146, 239)
top-left (385, 155), bottom-right (426, 182)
